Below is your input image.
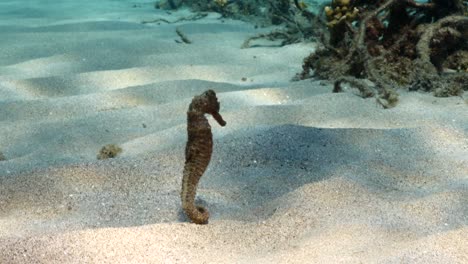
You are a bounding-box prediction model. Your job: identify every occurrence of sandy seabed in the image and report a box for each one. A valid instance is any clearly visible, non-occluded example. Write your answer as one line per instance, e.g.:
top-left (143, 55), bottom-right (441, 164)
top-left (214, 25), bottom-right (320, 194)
top-left (0, 1), bottom-right (467, 263)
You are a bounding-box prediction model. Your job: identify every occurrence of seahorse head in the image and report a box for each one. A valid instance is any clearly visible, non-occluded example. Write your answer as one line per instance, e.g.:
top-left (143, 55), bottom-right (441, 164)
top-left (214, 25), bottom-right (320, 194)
top-left (190, 89), bottom-right (227, 126)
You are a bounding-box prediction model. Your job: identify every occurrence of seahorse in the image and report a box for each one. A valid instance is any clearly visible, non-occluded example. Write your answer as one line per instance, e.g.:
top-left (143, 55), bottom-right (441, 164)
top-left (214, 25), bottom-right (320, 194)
top-left (181, 89), bottom-right (226, 224)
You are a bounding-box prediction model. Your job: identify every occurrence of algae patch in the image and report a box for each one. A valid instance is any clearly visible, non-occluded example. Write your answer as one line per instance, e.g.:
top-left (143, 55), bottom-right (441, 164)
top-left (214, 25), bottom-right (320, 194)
top-left (97, 144), bottom-right (122, 160)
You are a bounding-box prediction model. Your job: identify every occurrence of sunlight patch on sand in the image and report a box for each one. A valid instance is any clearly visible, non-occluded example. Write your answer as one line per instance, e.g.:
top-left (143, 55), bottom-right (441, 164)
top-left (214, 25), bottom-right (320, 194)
top-left (420, 125), bottom-right (468, 160)
top-left (227, 88), bottom-right (290, 106)
top-left (1, 79), bottom-right (45, 99)
top-left (94, 96), bottom-right (145, 112)
top-left (0, 218), bottom-right (24, 237)
top-left (1, 54), bottom-right (80, 79)
top-left (72, 65), bottom-right (233, 92)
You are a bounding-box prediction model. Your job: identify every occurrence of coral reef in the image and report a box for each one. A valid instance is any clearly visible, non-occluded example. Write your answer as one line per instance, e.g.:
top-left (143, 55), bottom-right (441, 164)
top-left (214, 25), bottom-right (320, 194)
top-left (156, 0), bottom-right (319, 28)
top-left (152, 0), bottom-right (323, 47)
top-left (154, 0), bottom-right (184, 9)
top-left (241, 0), bottom-right (322, 48)
top-left (324, 0), bottom-right (360, 45)
top-left (156, 0), bottom-right (267, 23)
top-left (296, 0), bottom-right (468, 106)
top-left (333, 76), bottom-right (375, 98)
top-left (97, 144), bottom-right (123, 160)
top-left (185, 0), bottom-right (268, 23)
top-left (152, 1), bottom-right (467, 103)
top-left (181, 90), bottom-right (226, 225)
top-left (444, 50), bottom-right (468, 72)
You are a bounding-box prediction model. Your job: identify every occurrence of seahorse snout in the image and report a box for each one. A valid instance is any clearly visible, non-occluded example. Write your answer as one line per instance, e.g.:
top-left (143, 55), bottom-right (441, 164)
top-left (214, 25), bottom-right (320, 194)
top-left (212, 111), bottom-right (226, 126)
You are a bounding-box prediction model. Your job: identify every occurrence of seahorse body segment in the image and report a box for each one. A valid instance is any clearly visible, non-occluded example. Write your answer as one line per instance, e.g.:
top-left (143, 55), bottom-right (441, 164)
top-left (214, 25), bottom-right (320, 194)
top-left (181, 90), bottom-right (226, 224)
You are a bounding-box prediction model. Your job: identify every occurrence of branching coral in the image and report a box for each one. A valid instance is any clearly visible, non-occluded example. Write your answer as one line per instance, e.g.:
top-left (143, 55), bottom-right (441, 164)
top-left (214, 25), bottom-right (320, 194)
top-left (324, 0), bottom-right (359, 27)
top-left (241, 1), bottom-right (322, 48)
top-left (296, 0), bottom-right (468, 106)
top-left (162, 0), bottom-right (322, 47)
top-left (333, 76), bottom-right (375, 98)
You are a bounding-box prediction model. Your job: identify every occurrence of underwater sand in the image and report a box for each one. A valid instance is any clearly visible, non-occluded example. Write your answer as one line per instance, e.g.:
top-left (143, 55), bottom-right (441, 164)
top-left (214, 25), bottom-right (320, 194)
top-left (0, 0), bottom-right (467, 263)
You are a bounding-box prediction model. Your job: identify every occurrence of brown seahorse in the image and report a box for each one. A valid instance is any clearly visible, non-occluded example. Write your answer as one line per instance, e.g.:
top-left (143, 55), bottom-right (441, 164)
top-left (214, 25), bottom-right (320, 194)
top-left (181, 89), bottom-right (226, 224)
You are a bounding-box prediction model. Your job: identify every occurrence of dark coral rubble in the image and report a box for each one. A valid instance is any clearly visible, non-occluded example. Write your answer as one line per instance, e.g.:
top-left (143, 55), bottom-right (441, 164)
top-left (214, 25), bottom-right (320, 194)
top-left (156, 0), bottom-right (320, 29)
top-left (155, 0), bottom-right (323, 47)
top-left (296, 0), bottom-right (468, 105)
top-left (156, 0), bottom-right (275, 24)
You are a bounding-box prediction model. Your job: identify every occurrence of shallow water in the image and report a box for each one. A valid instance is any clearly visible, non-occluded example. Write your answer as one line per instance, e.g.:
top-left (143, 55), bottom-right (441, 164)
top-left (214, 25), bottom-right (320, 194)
top-left (0, 1), bottom-right (467, 263)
